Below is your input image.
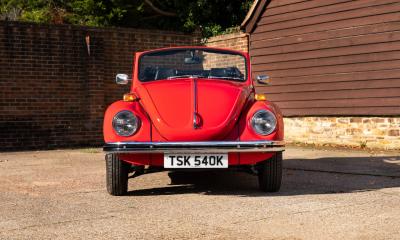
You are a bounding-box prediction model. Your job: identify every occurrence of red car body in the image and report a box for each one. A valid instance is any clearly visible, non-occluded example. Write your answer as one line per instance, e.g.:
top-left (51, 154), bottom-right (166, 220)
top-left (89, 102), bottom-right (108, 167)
top-left (103, 46), bottom-right (284, 195)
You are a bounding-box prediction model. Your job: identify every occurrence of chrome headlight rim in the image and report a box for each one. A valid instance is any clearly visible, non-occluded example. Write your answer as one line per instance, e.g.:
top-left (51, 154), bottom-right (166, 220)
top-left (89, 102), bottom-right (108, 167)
top-left (250, 109), bottom-right (277, 136)
top-left (112, 110), bottom-right (140, 137)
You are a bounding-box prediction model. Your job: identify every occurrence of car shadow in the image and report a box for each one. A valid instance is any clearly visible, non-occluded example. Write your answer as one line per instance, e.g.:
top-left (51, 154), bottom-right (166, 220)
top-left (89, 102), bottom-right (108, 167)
top-left (126, 155), bottom-right (400, 197)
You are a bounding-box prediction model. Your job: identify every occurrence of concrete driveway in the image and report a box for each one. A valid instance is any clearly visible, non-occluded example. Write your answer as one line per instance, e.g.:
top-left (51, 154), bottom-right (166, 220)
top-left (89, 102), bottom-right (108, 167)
top-left (0, 147), bottom-right (399, 239)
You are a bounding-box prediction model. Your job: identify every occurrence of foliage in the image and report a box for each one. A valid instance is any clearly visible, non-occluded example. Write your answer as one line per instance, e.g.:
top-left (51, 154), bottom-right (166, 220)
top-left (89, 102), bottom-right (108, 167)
top-left (0, 0), bottom-right (253, 37)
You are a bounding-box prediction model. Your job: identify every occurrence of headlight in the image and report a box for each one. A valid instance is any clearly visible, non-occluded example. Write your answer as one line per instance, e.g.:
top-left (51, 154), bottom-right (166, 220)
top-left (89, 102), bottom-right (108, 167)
top-left (250, 110), bottom-right (277, 135)
top-left (112, 110), bottom-right (140, 136)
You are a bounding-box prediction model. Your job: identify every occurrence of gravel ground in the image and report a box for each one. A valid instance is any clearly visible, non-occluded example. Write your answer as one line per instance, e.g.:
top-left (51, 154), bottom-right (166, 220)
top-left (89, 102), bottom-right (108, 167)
top-left (0, 147), bottom-right (399, 240)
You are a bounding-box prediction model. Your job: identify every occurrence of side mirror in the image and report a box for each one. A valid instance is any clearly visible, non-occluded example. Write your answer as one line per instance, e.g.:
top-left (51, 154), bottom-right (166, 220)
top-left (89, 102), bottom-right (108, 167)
top-left (256, 75), bottom-right (270, 85)
top-left (116, 73), bottom-right (131, 85)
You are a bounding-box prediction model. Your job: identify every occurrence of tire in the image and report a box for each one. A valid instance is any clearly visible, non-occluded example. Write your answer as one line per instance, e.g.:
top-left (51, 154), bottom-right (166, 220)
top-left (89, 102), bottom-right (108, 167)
top-left (257, 152), bottom-right (283, 192)
top-left (106, 153), bottom-right (130, 196)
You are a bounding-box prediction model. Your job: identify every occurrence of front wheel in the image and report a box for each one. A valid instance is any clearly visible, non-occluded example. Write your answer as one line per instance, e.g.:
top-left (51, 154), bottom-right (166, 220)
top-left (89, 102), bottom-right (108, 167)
top-left (106, 154), bottom-right (130, 196)
top-left (257, 152), bottom-right (283, 192)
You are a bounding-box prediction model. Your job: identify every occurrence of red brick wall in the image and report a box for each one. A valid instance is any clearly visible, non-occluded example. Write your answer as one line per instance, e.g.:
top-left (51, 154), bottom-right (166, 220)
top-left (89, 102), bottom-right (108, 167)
top-left (205, 32), bottom-right (248, 52)
top-left (0, 21), bottom-right (200, 150)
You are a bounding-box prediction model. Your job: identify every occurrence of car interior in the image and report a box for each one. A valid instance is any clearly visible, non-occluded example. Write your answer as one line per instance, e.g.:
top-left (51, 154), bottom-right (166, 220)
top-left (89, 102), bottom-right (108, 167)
top-left (140, 66), bottom-right (244, 81)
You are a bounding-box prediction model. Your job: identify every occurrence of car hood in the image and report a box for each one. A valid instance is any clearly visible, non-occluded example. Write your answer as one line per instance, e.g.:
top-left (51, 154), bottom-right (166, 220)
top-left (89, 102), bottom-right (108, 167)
top-left (136, 79), bottom-right (251, 141)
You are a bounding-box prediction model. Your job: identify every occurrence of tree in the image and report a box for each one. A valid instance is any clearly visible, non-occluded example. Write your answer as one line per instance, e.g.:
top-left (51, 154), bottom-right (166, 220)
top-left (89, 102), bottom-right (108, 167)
top-left (0, 0), bottom-right (253, 37)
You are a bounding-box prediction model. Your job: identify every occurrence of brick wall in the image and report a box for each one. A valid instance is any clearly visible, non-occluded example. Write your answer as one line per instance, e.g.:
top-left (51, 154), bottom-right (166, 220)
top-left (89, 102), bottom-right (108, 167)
top-left (0, 21), bottom-right (200, 150)
top-left (284, 117), bottom-right (400, 150)
top-left (205, 32), bottom-right (248, 52)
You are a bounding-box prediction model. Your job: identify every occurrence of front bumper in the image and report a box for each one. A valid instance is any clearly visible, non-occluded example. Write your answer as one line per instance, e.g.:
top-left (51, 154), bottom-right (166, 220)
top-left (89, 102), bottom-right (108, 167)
top-left (103, 140), bottom-right (285, 153)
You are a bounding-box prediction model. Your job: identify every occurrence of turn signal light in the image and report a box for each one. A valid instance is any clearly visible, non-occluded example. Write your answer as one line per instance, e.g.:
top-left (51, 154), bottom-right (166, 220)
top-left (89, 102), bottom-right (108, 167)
top-left (255, 93), bottom-right (267, 101)
top-left (123, 93), bottom-right (139, 102)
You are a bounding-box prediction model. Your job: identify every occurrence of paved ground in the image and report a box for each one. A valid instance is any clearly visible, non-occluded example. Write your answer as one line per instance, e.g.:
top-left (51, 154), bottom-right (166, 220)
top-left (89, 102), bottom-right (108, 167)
top-left (0, 147), bottom-right (400, 240)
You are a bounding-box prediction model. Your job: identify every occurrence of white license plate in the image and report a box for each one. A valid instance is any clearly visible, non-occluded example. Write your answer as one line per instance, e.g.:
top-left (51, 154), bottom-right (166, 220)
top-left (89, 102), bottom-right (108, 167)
top-left (164, 153), bottom-right (228, 168)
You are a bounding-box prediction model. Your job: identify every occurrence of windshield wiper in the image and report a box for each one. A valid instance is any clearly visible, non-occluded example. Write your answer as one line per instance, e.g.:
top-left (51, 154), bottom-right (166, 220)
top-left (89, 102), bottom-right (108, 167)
top-left (167, 75), bottom-right (207, 79)
top-left (208, 76), bottom-right (244, 81)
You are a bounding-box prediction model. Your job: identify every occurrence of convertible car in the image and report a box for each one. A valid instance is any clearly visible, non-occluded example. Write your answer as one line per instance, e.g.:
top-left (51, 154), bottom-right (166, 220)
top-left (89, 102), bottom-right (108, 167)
top-left (103, 46), bottom-right (284, 195)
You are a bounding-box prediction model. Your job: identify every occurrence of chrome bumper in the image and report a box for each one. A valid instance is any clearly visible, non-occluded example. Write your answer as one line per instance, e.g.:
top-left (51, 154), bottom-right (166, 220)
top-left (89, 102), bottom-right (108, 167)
top-left (103, 140), bottom-right (285, 153)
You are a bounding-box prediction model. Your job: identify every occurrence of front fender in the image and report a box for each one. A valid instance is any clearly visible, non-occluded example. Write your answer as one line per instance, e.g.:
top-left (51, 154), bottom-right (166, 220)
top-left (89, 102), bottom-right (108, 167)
top-left (103, 100), bottom-right (151, 143)
top-left (238, 100), bottom-right (284, 141)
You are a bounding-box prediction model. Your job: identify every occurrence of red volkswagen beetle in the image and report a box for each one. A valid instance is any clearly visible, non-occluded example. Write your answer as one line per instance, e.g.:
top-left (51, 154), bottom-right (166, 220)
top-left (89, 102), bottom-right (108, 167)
top-left (103, 46), bottom-right (284, 195)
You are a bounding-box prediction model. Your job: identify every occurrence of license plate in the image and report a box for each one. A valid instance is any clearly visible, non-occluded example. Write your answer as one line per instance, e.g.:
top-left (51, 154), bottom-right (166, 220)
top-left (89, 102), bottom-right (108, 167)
top-left (164, 153), bottom-right (228, 168)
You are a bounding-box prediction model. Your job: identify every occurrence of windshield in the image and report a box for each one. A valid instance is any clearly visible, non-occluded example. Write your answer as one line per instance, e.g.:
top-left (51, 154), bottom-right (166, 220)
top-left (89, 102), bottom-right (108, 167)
top-left (138, 49), bottom-right (247, 82)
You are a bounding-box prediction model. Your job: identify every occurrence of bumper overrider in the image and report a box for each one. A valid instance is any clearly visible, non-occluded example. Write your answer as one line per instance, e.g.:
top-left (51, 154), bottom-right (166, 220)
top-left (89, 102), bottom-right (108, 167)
top-left (103, 140), bottom-right (285, 153)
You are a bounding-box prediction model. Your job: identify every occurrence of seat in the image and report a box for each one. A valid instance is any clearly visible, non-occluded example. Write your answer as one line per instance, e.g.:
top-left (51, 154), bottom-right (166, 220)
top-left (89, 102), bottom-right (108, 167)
top-left (210, 68), bottom-right (227, 78)
top-left (155, 68), bottom-right (176, 80)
